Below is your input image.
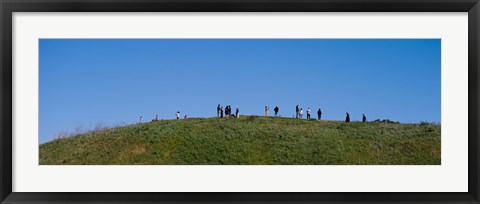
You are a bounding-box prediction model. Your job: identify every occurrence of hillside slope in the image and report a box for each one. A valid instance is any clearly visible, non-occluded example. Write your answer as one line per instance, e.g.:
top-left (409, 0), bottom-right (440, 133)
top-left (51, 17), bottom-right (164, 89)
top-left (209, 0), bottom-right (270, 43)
top-left (39, 116), bottom-right (440, 165)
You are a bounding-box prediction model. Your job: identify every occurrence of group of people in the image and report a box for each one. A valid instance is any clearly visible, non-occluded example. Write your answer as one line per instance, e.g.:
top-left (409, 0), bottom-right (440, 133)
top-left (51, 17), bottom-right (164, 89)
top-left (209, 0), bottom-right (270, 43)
top-left (265, 105), bottom-right (282, 117)
top-left (214, 104), bottom-right (367, 123)
top-left (140, 105), bottom-right (367, 123)
top-left (294, 105), bottom-right (322, 120)
top-left (291, 105), bottom-right (367, 122)
top-left (345, 112), bottom-right (367, 123)
top-left (217, 104), bottom-right (240, 118)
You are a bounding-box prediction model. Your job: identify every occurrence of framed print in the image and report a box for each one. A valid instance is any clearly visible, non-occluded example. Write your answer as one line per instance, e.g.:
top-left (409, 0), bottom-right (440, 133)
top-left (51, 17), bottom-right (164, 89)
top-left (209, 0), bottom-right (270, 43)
top-left (1, 0), bottom-right (479, 203)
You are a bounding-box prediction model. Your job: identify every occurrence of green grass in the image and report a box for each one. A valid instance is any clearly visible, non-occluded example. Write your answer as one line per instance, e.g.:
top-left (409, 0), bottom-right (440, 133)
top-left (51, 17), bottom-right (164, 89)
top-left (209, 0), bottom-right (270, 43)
top-left (39, 116), bottom-right (440, 165)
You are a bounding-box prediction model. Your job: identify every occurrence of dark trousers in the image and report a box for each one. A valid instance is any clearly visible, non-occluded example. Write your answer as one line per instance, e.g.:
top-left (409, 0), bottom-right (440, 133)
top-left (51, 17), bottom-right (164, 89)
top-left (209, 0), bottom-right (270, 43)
top-left (307, 114), bottom-right (310, 119)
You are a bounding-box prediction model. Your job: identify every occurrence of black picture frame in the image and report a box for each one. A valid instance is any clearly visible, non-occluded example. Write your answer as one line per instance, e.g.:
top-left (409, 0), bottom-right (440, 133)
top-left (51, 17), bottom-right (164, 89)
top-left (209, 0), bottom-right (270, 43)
top-left (1, 0), bottom-right (479, 203)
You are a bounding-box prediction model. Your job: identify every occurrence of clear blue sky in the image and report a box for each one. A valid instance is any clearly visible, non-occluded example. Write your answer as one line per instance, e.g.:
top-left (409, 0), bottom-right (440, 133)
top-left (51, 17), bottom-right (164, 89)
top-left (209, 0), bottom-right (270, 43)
top-left (39, 39), bottom-right (441, 144)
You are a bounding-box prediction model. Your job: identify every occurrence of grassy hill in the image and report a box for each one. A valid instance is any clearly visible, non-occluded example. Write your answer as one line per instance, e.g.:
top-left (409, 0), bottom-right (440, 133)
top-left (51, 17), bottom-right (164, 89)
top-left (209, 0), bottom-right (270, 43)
top-left (39, 116), bottom-right (440, 165)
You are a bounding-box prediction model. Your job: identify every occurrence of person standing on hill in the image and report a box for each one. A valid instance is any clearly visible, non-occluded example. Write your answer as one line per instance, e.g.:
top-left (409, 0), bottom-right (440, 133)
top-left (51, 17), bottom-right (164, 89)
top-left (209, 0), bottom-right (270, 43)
top-left (229, 105), bottom-right (232, 118)
top-left (140, 116), bottom-right (143, 123)
top-left (176, 111), bottom-right (180, 120)
top-left (220, 106), bottom-right (224, 118)
top-left (345, 112), bottom-right (350, 122)
top-left (265, 106), bottom-right (269, 117)
top-left (307, 108), bottom-right (312, 119)
top-left (274, 106), bottom-right (279, 116)
top-left (217, 104), bottom-right (221, 118)
top-left (299, 108), bottom-right (304, 119)
top-left (362, 114), bottom-right (367, 123)
top-left (228, 105), bottom-right (231, 118)
top-left (224, 106), bottom-right (227, 118)
top-left (226, 105), bottom-right (230, 119)
top-left (236, 106), bottom-right (240, 118)
top-left (296, 105), bottom-right (299, 118)
top-left (317, 108), bottom-right (322, 120)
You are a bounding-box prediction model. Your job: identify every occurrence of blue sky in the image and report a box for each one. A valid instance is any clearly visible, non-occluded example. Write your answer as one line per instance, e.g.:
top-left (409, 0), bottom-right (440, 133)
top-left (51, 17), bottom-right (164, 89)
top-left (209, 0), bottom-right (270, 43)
top-left (39, 39), bottom-right (441, 144)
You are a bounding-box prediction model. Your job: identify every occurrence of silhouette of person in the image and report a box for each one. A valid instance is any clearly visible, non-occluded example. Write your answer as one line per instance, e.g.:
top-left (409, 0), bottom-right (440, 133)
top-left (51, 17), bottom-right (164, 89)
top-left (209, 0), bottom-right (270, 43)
top-left (217, 104), bottom-right (221, 118)
top-left (274, 106), bottom-right (279, 116)
top-left (317, 108), bottom-right (322, 120)
top-left (296, 105), bottom-right (299, 118)
top-left (307, 108), bottom-right (311, 119)
top-left (362, 114), bottom-right (366, 123)
top-left (220, 106), bottom-right (224, 118)
top-left (265, 106), bottom-right (269, 117)
top-left (176, 111), bottom-right (180, 120)
top-left (299, 108), bottom-right (304, 119)
top-left (227, 105), bottom-right (231, 118)
top-left (226, 105), bottom-right (230, 119)
top-left (140, 116), bottom-right (143, 123)
top-left (236, 106), bottom-right (240, 118)
top-left (345, 112), bottom-right (350, 122)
